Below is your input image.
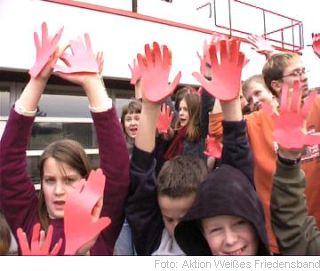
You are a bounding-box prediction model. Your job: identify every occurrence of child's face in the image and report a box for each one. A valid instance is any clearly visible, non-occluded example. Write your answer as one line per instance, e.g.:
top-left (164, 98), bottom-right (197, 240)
top-left (279, 59), bottom-right (309, 98)
top-left (158, 193), bottom-right (196, 238)
top-left (202, 215), bottom-right (258, 256)
top-left (245, 81), bottom-right (273, 112)
top-left (124, 113), bottom-right (140, 139)
top-left (178, 98), bottom-right (190, 127)
top-left (42, 157), bottom-right (82, 219)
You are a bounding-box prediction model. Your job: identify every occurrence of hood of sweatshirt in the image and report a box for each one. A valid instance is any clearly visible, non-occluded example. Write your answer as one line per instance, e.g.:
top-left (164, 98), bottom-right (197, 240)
top-left (174, 164), bottom-right (270, 255)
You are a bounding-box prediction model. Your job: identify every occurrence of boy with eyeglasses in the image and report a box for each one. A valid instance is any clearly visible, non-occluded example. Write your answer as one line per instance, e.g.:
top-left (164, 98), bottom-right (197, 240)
top-left (244, 52), bottom-right (320, 254)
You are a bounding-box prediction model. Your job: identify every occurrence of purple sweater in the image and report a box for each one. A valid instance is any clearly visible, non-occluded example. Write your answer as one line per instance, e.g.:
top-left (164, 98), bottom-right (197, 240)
top-left (0, 106), bottom-right (129, 255)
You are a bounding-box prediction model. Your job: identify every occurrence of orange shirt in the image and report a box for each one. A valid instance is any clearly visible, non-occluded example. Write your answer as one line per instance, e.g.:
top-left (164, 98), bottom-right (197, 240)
top-left (246, 95), bottom-right (320, 254)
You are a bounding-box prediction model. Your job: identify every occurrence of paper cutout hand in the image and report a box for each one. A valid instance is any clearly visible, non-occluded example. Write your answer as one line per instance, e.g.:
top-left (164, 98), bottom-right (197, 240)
top-left (54, 33), bottom-right (99, 73)
top-left (17, 223), bottom-right (62, 256)
top-left (64, 168), bottom-right (111, 255)
top-left (312, 33), bottom-right (320, 58)
top-left (157, 104), bottom-right (173, 134)
top-left (197, 40), bottom-right (210, 75)
top-left (137, 42), bottom-right (181, 103)
top-left (193, 39), bottom-right (245, 101)
top-left (29, 22), bottom-right (63, 78)
top-left (129, 59), bottom-right (142, 85)
top-left (246, 34), bottom-right (275, 56)
top-left (263, 81), bottom-right (320, 149)
top-left (197, 34), bottom-right (227, 75)
top-left (204, 135), bottom-right (222, 159)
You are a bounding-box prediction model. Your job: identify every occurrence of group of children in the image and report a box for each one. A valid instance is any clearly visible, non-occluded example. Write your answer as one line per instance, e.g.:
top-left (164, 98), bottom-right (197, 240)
top-left (1, 23), bottom-right (320, 256)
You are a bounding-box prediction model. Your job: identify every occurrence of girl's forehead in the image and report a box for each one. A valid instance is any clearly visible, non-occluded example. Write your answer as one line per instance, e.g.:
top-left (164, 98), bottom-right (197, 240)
top-left (125, 112), bottom-right (140, 116)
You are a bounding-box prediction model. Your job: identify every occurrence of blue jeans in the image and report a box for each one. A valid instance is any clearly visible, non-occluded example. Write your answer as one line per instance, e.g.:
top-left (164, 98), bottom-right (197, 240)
top-left (114, 219), bottom-right (136, 255)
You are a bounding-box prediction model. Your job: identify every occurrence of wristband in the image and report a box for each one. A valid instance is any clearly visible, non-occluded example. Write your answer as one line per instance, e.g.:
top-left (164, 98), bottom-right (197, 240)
top-left (277, 153), bottom-right (301, 166)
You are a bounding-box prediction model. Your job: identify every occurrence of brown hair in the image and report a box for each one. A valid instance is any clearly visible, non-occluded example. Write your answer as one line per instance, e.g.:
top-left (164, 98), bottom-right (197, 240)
top-left (0, 212), bottom-right (11, 255)
top-left (120, 100), bottom-right (142, 137)
top-left (174, 87), bottom-right (201, 142)
top-left (38, 139), bottom-right (91, 230)
top-left (156, 156), bottom-right (207, 198)
top-left (262, 53), bottom-right (301, 97)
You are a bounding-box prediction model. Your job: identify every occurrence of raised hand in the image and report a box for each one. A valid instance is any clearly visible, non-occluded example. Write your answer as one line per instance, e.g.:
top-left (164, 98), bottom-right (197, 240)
top-left (54, 33), bottom-right (99, 74)
top-left (29, 22), bottom-right (64, 78)
top-left (64, 168), bottom-right (111, 255)
top-left (17, 223), bottom-right (62, 256)
top-left (96, 51), bottom-right (104, 76)
top-left (129, 58), bottom-right (142, 85)
top-left (263, 81), bottom-right (320, 149)
top-left (137, 42), bottom-right (181, 103)
top-left (204, 135), bottom-right (222, 159)
top-left (197, 34), bottom-right (227, 75)
top-left (312, 33), bottom-right (320, 58)
top-left (156, 104), bottom-right (173, 134)
top-left (193, 39), bottom-right (245, 101)
top-left (197, 40), bottom-right (210, 75)
top-left (246, 34), bottom-right (275, 57)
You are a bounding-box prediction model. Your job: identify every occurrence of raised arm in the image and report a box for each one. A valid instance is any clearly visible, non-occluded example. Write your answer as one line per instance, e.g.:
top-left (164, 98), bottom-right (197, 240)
top-left (271, 81), bottom-right (320, 255)
top-left (193, 39), bottom-right (253, 183)
top-left (54, 33), bottom-right (129, 255)
top-left (0, 22), bottom-right (63, 234)
top-left (126, 42), bottom-right (181, 255)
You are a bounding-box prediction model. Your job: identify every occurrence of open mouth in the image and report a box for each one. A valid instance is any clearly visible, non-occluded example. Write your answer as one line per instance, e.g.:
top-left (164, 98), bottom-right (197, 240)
top-left (54, 201), bottom-right (65, 207)
top-left (129, 127), bottom-right (138, 133)
top-left (180, 118), bottom-right (187, 126)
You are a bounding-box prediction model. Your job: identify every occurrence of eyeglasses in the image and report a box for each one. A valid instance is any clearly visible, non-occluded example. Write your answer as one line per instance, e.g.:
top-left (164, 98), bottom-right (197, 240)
top-left (281, 69), bottom-right (309, 79)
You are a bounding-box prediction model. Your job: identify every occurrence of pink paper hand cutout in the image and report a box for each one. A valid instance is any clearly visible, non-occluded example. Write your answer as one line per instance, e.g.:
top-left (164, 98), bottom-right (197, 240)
top-left (263, 81), bottom-right (320, 149)
top-left (129, 59), bottom-right (142, 85)
top-left (312, 33), bottom-right (320, 58)
top-left (29, 22), bottom-right (64, 78)
top-left (246, 34), bottom-right (275, 56)
top-left (137, 42), bottom-right (182, 103)
top-left (197, 40), bottom-right (210, 75)
top-left (64, 168), bottom-right (111, 255)
top-left (17, 223), bottom-right (62, 256)
top-left (204, 135), bottom-right (222, 159)
top-left (157, 104), bottom-right (173, 134)
top-left (193, 39), bottom-right (245, 101)
top-left (54, 33), bottom-right (99, 73)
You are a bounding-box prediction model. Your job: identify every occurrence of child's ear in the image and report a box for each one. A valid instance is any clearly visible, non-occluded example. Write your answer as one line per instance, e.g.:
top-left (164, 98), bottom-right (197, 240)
top-left (270, 80), bottom-right (282, 97)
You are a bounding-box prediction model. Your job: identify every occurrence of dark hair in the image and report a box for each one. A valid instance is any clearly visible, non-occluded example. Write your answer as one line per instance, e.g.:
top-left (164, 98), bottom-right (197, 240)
top-left (120, 100), bottom-right (142, 137)
top-left (156, 156), bottom-right (207, 198)
top-left (0, 212), bottom-right (11, 255)
top-left (38, 139), bottom-right (91, 230)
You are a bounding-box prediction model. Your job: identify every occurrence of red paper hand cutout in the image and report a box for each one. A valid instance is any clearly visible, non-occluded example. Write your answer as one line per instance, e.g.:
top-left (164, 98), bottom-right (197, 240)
top-left (263, 81), bottom-right (320, 149)
top-left (17, 223), bottom-right (62, 256)
top-left (137, 42), bottom-right (181, 103)
top-left (312, 33), bottom-right (320, 58)
top-left (29, 22), bottom-right (64, 78)
top-left (64, 168), bottom-right (111, 255)
top-left (157, 104), bottom-right (173, 134)
top-left (204, 135), bottom-right (222, 159)
top-left (54, 33), bottom-right (99, 73)
top-left (193, 39), bottom-right (245, 101)
top-left (129, 59), bottom-right (142, 85)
